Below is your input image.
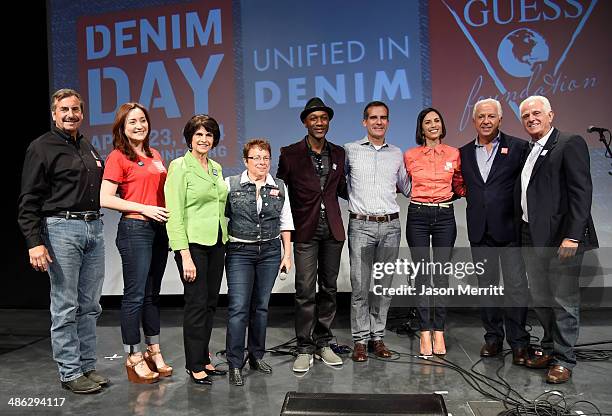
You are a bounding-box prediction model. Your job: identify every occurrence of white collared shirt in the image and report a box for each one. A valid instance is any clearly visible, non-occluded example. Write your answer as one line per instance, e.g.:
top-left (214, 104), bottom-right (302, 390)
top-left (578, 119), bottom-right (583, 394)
top-left (521, 128), bottom-right (554, 222)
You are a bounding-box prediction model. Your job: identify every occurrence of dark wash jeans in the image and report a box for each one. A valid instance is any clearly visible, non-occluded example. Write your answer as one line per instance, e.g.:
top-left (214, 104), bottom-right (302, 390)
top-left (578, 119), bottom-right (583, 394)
top-left (174, 235), bottom-right (225, 372)
top-left (405, 203), bottom-right (456, 331)
top-left (225, 238), bottom-right (281, 369)
top-left (116, 218), bottom-right (169, 352)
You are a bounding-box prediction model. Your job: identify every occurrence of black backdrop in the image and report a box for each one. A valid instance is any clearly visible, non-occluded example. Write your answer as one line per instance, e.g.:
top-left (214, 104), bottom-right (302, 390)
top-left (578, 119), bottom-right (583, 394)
top-left (7, 2), bottom-right (51, 308)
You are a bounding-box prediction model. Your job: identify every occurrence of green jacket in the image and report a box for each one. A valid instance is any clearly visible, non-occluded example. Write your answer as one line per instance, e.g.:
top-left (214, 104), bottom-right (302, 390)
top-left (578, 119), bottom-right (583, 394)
top-left (165, 151), bottom-right (228, 250)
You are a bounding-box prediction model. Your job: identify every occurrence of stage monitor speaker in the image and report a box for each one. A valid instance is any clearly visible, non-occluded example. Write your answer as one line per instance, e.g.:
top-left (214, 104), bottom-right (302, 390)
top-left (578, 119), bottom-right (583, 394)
top-left (280, 392), bottom-right (448, 416)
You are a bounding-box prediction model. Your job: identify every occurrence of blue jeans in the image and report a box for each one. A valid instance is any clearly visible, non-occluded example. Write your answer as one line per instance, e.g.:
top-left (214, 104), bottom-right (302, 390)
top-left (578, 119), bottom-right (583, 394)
top-left (225, 239), bottom-right (281, 369)
top-left (116, 218), bottom-right (168, 352)
top-left (405, 203), bottom-right (456, 331)
top-left (348, 217), bottom-right (401, 343)
top-left (42, 217), bottom-right (105, 382)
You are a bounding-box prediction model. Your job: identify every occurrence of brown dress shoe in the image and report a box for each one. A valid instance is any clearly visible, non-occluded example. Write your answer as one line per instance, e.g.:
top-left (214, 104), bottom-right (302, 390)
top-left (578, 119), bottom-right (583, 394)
top-left (352, 343), bottom-right (368, 362)
top-left (368, 340), bottom-right (392, 358)
top-left (525, 353), bottom-right (553, 369)
top-left (512, 348), bottom-right (527, 365)
top-left (480, 342), bottom-right (503, 357)
top-left (546, 365), bottom-right (572, 384)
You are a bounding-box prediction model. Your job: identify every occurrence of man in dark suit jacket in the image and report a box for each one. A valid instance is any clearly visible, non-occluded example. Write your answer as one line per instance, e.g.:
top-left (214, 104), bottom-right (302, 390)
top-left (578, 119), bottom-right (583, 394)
top-left (517, 95), bottom-right (598, 384)
top-left (460, 98), bottom-right (530, 365)
top-left (277, 97), bottom-right (348, 373)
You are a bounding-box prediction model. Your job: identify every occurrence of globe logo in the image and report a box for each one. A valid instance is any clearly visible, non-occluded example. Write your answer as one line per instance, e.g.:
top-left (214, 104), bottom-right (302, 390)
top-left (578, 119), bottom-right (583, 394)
top-left (497, 28), bottom-right (549, 78)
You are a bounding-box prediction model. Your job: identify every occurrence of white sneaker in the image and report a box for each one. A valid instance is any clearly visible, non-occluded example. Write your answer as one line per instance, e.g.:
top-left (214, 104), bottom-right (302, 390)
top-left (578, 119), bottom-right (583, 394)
top-left (292, 353), bottom-right (313, 372)
top-left (315, 347), bottom-right (343, 366)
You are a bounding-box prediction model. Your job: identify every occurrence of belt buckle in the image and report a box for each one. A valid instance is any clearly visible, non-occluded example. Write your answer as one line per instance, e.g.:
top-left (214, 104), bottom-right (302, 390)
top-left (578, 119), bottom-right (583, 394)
top-left (375, 215), bottom-right (386, 223)
top-left (83, 212), bottom-right (97, 221)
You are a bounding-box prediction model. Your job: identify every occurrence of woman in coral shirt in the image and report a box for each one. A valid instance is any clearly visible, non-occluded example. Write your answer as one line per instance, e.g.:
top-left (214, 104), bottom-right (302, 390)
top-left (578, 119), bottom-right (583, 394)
top-left (404, 107), bottom-right (465, 357)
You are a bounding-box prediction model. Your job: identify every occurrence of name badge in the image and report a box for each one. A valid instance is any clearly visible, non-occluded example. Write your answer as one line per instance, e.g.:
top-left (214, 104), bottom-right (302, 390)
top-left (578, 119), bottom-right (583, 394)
top-left (212, 168), bottom-right (218, 176)
top-left (270, 189), bottom-right (279, 196)
top-left (500, 147), bottom-right (508, 154)
top-left (152, 160), bottom-right (166, 172)
top-left (540, 150), bottom-right (548, 156)
top-left (444, 161), bottom-right (453, 171)
top-left (96, 160), bottom-right (102, 168)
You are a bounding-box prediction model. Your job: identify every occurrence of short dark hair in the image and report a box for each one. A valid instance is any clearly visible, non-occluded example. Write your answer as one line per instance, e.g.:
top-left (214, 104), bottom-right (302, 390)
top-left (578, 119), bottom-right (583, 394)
top-left (415, 107), bottom-right (446, 145)
top-left (363, 101), bottom-right (389, 120)
top-left (243, 138), bottom-right (271, 159)
top-left (51, 88), bottom-right (84, 113)
top-left (183, 114), bottom-right (221, 149)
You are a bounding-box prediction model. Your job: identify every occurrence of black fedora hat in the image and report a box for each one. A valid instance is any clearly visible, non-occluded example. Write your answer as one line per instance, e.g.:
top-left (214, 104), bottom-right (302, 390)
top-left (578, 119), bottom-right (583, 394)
top-left (300, 97), bottom-right (334, 122)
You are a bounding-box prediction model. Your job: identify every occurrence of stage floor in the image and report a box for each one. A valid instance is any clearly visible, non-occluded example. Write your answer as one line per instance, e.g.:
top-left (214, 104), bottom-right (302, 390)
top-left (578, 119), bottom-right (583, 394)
top-left (1, 307), bottom-right (610, 415)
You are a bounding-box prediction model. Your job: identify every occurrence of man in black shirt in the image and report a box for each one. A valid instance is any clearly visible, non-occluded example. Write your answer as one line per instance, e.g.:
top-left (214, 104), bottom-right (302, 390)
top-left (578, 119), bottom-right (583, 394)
top-left (18, 89), bottom-right (108, 393)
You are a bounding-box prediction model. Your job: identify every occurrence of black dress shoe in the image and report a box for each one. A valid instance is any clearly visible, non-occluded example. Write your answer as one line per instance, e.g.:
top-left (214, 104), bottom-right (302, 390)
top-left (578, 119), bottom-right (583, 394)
top-left (480, 342), bottom-right (503, 357)
top-left (204, 367), bottom-right (227, 376)
top-left (249, 358), bottom-right (272, 374)
top-left (512, 347), bottom-right (527, 365)
top-left (229, 368), bottom-right (244, 386)
top-left (186, 370), bottom-right (212, 385)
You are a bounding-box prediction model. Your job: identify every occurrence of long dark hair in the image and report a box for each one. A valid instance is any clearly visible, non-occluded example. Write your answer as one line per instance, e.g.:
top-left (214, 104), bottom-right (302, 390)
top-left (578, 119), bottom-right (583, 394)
top-left (112, 102), bottom-right (153, 162)
top-left (415, 107), bottom-right (446, 145)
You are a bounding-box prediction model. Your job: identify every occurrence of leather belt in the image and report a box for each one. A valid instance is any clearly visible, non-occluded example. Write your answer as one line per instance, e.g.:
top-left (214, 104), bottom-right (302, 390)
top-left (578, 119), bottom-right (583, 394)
top-left (410, 201), bottom-right (453, 208)
top-left (52, 211), bottom-right (102, 221)
top-left (349, 212), bottom-right (399, 223)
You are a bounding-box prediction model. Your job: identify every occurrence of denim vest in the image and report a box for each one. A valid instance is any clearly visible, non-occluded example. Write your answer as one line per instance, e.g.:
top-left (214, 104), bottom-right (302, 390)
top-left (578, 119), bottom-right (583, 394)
top-left (226, 174), bottom-right (286, 241)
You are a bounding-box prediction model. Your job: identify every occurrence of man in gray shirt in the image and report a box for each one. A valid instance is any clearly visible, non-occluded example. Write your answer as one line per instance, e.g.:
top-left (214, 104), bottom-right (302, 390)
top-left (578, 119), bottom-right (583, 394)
top-left (344, 101), bottom-right (410, 362)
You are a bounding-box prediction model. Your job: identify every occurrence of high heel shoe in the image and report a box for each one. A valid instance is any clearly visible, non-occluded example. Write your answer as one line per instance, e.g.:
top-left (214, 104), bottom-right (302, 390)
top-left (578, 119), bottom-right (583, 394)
top-left (432, 331), bottom-right (446, 356)
top-left (126, 354), bottom-right (159, 384)
top-left (419, 331), bottom-right (433, 356)
top-left (186, 370), bottom-right (212, 385)
top-left (144, 348), bottom-right (173, 377)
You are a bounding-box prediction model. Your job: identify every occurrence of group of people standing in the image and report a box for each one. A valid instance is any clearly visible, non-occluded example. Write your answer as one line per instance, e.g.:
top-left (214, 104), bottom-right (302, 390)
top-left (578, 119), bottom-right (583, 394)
top-left (17, 88), bottom-right (596, 394)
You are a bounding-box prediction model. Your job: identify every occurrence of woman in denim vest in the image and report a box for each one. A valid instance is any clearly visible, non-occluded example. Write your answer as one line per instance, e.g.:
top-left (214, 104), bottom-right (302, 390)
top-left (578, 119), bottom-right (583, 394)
top-left (224, 139), bottom-right (294, 386)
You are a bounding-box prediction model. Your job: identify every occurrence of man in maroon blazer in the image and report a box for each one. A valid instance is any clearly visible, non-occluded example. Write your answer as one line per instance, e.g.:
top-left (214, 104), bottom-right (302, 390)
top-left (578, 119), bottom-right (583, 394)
top-left (277, 97), bottom-right (348, 373)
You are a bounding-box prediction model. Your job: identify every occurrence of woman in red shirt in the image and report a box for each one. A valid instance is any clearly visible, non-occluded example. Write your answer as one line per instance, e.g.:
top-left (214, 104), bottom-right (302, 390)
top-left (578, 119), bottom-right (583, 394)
top-left (100, 103), bottom-right (172, 383)
top-left (404, 107), bottom-right (465, 356)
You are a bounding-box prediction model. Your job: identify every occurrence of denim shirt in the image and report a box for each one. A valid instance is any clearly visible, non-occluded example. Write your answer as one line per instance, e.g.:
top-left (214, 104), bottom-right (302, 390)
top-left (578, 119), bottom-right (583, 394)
top-left (226, 173), bottom-right (286, 241)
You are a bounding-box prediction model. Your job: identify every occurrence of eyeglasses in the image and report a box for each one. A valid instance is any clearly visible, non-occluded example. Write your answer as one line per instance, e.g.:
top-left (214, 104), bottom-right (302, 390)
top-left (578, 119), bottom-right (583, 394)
top-left (246, 156), bottom-right (271, 162)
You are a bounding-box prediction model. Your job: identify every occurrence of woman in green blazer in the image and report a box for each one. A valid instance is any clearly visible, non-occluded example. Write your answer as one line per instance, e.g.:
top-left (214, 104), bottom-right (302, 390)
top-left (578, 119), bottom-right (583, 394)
top-left (165, 114), bottom-right (228, 385)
